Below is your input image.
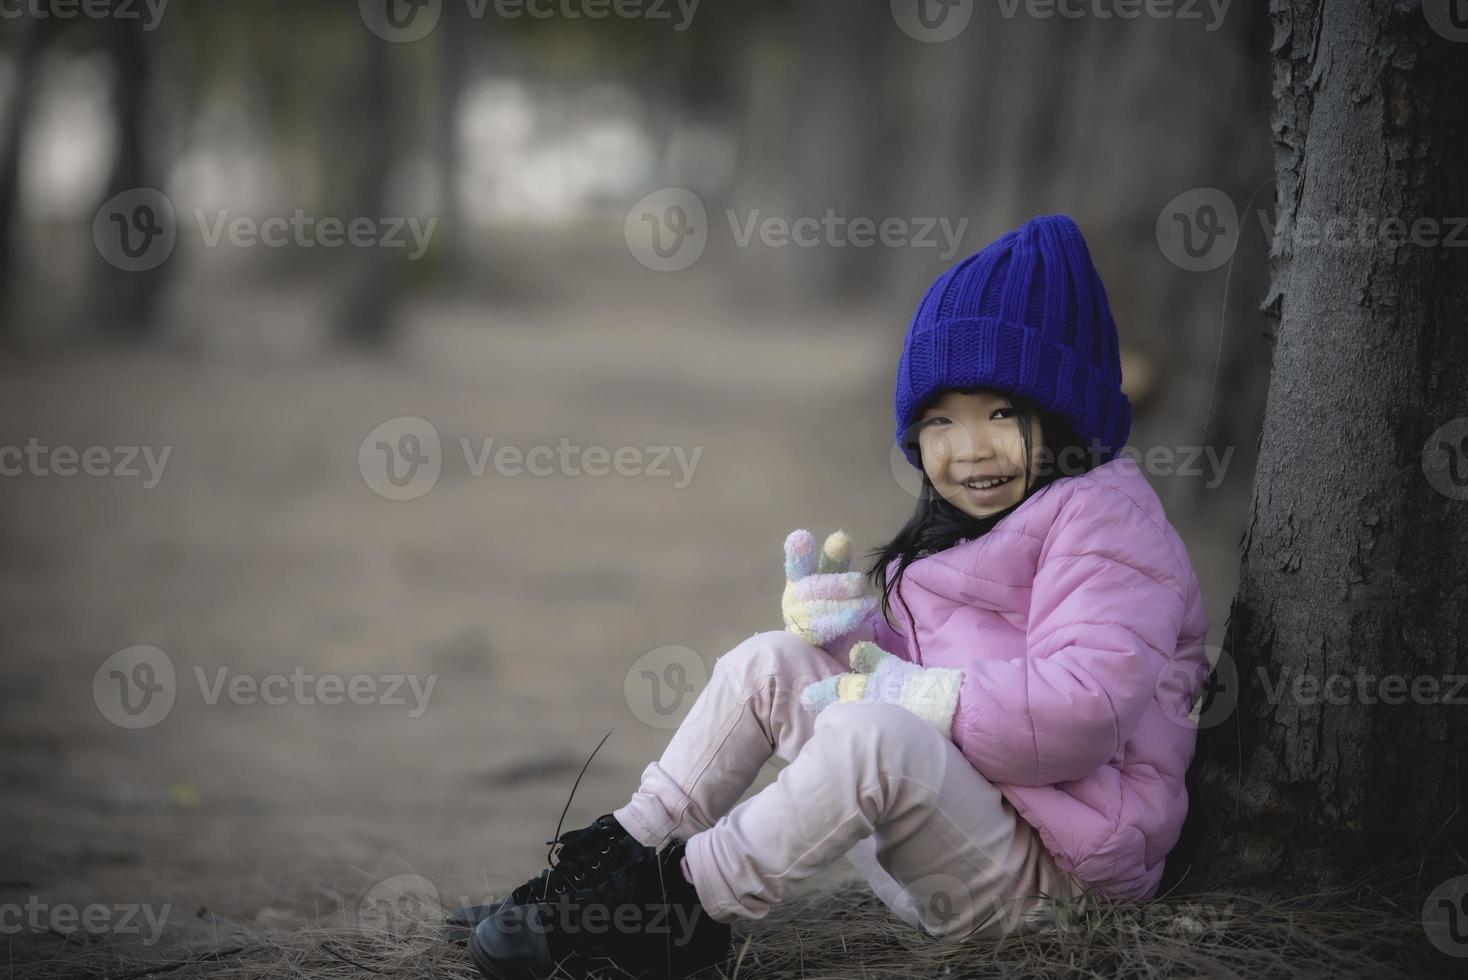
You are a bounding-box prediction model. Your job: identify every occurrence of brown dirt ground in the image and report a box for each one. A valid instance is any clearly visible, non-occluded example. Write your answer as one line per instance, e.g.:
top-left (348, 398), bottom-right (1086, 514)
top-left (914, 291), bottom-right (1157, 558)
top-left (0, 276), bottom-right (1243, 971)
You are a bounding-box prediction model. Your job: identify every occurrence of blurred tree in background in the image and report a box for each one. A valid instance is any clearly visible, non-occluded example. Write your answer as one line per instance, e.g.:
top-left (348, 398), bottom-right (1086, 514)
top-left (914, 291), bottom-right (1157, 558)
top-left (0, 0), bottom-right (1271, 517)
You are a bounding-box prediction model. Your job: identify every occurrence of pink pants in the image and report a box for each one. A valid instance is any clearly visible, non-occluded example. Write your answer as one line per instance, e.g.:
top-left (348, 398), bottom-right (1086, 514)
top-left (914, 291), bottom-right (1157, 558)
top-left (613, 630), bottom-right (1085, 941)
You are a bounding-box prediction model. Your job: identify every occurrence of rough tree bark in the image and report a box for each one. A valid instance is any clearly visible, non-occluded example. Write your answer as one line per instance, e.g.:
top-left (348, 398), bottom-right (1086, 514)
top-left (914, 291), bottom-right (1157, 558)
top-left (1166, 0), bottom-right (1468, 899)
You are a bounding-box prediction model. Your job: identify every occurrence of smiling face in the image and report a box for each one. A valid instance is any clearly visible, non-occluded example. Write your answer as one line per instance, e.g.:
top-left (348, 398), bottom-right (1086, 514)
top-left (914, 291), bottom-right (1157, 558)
top-left (914, 388), bottom-right (1043, 519)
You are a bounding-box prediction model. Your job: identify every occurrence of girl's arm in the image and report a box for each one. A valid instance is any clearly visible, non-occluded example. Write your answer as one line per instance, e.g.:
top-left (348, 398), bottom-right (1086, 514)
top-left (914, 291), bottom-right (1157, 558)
top-left (950, 485), bottom-right (1190, 787)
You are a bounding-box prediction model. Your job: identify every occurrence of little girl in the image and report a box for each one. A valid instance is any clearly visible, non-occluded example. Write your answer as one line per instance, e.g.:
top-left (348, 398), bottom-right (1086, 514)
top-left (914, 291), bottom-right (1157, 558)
top-left (457, 213), bottom-right (1213, 980)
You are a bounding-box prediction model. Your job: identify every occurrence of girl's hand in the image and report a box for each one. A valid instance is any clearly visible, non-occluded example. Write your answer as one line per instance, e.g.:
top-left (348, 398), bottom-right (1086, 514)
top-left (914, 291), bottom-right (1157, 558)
top-left (800, 641), bottom-right (963, 738)
top-left (781, 529), bottom-right (880, 648)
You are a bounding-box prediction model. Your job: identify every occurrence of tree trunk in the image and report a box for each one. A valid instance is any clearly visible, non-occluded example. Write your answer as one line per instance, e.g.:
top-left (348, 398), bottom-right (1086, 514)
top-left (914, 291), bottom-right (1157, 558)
top-left (1167, 0), bottom-right (1468, 898)
top-left (0, 18), bottom-right (49, 336)
top-left (434, 0), bottom-right (468, 282)
top-left (334, 30), bottom-right (402, 347)
top-left (91, 5), bottom-right (170, 338)
top-left (750, 0), bottom-right (887, 304)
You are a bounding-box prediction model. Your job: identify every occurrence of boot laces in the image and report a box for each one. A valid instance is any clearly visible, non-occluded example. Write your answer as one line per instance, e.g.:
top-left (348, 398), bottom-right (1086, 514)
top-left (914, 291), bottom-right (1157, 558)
top-left (514, 729), bottom-right (622, 904)
top-left (526, 821), bottom-right (619, 900)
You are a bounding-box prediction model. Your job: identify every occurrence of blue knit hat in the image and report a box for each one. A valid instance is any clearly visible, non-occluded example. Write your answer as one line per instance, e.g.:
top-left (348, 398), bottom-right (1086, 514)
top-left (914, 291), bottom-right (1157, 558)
top-left (894, 213), bottom-right (1131, 468)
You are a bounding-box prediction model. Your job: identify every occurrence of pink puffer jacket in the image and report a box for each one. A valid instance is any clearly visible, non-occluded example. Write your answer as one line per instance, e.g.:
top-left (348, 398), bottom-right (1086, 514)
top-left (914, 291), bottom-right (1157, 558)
top-left (831, 455), bottom-right (1210, 900)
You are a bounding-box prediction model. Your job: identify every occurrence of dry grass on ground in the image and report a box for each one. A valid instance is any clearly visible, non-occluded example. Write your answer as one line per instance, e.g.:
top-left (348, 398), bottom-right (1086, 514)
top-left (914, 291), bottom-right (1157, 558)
top-left (5, 880), bottom-right (1447, 980)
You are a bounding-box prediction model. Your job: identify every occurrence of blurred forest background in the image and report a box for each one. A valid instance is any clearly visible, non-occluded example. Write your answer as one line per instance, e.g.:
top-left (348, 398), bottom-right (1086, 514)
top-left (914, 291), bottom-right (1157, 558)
top-left (1, 0), bottom-right (1275, 961)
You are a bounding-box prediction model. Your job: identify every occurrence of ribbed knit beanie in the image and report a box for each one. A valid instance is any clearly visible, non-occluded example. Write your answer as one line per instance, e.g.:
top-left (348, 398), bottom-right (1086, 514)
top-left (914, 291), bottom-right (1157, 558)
top-left (894, 213), bottom-right (1131, 468)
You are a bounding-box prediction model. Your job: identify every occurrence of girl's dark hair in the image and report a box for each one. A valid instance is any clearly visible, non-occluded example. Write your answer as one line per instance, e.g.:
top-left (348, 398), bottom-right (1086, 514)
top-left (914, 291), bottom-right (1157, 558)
top-left (864, 386), bottom-right (1099, 634)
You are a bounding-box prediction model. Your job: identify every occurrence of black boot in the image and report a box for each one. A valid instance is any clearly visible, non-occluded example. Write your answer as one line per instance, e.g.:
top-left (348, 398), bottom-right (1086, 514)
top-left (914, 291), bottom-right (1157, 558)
top-left (445, 813), bottom-right (645, 946)
top-left (468, 838), bottom-right (732, 980)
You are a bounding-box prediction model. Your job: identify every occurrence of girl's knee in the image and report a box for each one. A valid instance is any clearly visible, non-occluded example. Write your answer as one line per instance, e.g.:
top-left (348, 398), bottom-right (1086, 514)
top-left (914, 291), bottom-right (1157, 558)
top-left (816, 699), bottom-right (936, 743)
top-left (715, 630), bottom-right (838, 687)
top-left (813, 703), bottom-right (950, 784)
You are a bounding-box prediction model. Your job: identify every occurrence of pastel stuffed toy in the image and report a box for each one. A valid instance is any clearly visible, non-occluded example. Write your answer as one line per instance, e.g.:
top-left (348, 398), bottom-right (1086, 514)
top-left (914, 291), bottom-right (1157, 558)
top-left (800, 641), bottom-right (963, 737)
top-left (782, 529), bottom-right (963, 737)
top-left (780, 529), bottom-right (878, 647)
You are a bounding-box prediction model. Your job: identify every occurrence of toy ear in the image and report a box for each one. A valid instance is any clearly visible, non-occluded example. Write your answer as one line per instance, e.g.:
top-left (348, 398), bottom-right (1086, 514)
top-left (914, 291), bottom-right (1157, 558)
top-left (816, 530), bottom-right (853, 575)
top-left (849, 641), bottom-right (890, 674)
top-left (784, 529), bottom-right (817, 581)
